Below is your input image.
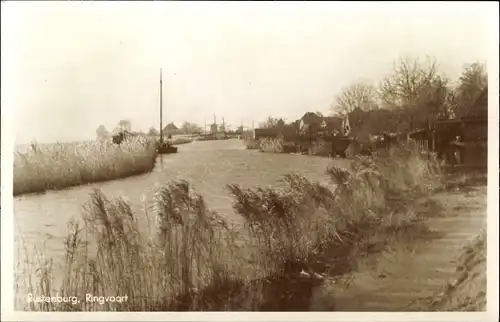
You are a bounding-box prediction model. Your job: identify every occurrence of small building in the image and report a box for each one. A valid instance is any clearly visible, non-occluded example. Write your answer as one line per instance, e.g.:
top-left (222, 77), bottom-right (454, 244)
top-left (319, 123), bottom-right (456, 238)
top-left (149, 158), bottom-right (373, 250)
top-left (299, 112), bottom-right (323, 136)
top-left (253, 128), bottom-right (280, 140)
top-left (298, 112), bottom-right (344, 138)
top-left (163, 123), bottom-right (181, 136)
top-left (318, 116), bottom-right (344, 136)
top-left (409, 116), bottom-right (487, 166)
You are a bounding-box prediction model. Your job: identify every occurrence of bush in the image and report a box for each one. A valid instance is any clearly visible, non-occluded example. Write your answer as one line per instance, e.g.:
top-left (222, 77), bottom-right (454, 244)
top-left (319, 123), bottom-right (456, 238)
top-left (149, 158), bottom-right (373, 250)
top-left (14, 137), bottom-right (159, 196)
top-left (259, 138), bottom-right (284, 153)
top-left (244, 139), bottom-right (261, 150)
top-left (244, 138), bottom-right (297, 153)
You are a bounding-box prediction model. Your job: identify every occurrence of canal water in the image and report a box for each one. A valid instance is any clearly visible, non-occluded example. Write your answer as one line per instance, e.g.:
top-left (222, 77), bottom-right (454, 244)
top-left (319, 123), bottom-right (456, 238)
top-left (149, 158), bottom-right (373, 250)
top-left (14, 139), bottom-right (347, 308)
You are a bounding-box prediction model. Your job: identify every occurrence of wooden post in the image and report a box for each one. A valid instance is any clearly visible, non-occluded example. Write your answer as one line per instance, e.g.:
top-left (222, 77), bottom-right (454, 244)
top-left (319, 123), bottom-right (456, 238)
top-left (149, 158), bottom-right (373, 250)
top-left (159, 68), bottom-right (163, 143)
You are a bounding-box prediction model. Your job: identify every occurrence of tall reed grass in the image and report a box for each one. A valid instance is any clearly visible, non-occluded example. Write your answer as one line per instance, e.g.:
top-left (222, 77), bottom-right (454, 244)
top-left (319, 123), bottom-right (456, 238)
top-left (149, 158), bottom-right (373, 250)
top-left (17, 142), bottom-right (445, 311)
top-left (14, 136), bottom-right (158, 196)
top-left (245, 137), bottom-right (297, 153)
top-left (259, 138), bottom-right (284, 153)
top-left (244, 138), bottom-right (261, 150)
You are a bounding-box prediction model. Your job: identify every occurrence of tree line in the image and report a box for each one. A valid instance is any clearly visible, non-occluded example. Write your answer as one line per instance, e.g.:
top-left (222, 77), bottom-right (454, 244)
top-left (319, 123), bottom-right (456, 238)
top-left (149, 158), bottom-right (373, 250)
top-left (257, 56), bottom-right (487, 140)
top-left (331, 57), bottom-right (487, 138)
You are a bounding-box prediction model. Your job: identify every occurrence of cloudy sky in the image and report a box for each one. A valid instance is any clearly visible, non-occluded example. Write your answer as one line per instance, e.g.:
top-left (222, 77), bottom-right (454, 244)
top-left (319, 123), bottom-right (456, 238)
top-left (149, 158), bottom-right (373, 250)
top-left (2, 1), bottom-right (495, 144)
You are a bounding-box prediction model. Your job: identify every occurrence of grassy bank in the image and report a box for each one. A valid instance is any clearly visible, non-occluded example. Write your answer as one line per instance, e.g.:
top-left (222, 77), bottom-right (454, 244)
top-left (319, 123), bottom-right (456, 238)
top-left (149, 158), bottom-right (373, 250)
top-left (427, 228), bottom-right (486, 311)
top-left (168, 137), bottom-right (194, 145)
top-left (14, 137), bottom-right (158, 196)
top-left (17, 142), bottom-right (447, 311)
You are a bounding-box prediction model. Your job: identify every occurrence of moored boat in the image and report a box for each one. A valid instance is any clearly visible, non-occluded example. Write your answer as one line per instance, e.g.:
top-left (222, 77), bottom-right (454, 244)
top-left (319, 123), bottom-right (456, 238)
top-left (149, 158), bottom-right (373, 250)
top-left (157, 141), bottom-right (178, 154)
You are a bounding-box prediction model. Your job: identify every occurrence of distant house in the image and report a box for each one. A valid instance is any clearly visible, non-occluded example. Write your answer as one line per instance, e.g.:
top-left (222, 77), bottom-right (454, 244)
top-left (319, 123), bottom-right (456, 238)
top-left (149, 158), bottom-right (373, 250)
top-left (299, 112), bottom-right (323, 133)
top-left (254, 128), bottom-right (280, 140)
top-left (345, 108), bottom-right (401, 140)
top-left (319, 116), bottom-right (344, 135)
top-left (163, 122), bottom-right (180, 135)
top-left (299, 112), bottom-right (344, 137)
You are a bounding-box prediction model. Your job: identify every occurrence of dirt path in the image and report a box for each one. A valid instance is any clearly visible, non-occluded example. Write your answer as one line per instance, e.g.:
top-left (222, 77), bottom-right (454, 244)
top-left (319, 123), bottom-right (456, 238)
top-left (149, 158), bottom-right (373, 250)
top-left (310, 185), bottom-right (487, 311)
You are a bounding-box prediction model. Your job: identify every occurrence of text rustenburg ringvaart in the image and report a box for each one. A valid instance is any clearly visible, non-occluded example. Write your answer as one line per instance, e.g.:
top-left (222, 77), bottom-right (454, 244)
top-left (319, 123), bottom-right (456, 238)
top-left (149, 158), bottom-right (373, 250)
top-left (27, 293), bottom-right (128, 306)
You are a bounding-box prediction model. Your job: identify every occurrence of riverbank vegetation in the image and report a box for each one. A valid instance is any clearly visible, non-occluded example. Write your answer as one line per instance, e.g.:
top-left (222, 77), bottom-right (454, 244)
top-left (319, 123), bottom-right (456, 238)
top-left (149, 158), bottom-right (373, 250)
top-left (17, 142), bottom-right (459, 311)
top-left (244, 138), bottom-right (261, 150)
top-left (428, 228), bottom-right (486, 311)
top-left (14, 137), bottom-right (158, 196)
top-left (244, 137), bottom-right (297, 153)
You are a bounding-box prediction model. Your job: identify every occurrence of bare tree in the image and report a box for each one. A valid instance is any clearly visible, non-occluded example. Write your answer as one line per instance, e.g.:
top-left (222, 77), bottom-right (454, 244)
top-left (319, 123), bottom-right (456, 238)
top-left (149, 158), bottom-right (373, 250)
top-left (148, 127), bottom-right (159, 136)
top-left (181, 121), bottom-right (203, 134)
top-left (118, 119), bottom-right (132, 132)
top-left (96, 125), bottom-right (109, 139)
top-left (181, 121), bottom-right (192, 134)
top-left (453, 62), bottom-right (488, 117)
top-left (379, 56), bottom-right (439, 109)
top-left (332, 82), bottom-right (377, 116)
top-left (259, 116), bottom-right (280, 129)
top-left (191, 123), bottom-right (202, 134)
top-left (378, 56), bottom-right (451, 130)
top-left (276, 118), bottom-right (286, 129)
top-left (415, 75), bottom-right (454, 121)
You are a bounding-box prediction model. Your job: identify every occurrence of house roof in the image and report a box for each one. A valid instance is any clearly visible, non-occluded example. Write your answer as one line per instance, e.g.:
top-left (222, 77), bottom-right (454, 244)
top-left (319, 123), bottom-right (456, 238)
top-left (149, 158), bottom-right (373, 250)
top-left (163, 122), bottom-right (179, 131)
top-left (300, 112), bottom-right (322, 124)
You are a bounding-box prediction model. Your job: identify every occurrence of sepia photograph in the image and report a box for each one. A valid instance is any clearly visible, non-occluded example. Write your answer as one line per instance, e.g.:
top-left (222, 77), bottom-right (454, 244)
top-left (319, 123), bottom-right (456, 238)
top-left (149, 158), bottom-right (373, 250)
top-left (1, 1), bottom-right (498, 321)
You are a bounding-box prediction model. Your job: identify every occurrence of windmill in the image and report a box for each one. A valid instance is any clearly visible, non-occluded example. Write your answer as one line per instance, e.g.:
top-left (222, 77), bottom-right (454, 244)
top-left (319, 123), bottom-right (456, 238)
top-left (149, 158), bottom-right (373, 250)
top-left (210, 114), bottom-right (218, 134)
top-left (237, 120), bottom-right (244, 134)
top-left (220, 117), bottom-right (231, 132)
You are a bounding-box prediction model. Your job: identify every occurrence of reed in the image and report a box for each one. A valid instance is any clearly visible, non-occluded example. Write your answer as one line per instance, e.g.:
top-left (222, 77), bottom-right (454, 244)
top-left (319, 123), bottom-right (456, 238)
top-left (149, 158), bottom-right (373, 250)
top-left (14, 136), bottom-right (158, 196)
top-left (244, 139), bottom-right (261, 150)
top-left (258, 138), bottom-right (284, 153)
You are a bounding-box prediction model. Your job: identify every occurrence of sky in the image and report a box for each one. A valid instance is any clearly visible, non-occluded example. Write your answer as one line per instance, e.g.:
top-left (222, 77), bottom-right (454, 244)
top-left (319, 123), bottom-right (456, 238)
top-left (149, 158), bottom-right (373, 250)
top-left (2, 1), bottom-right (496, 144)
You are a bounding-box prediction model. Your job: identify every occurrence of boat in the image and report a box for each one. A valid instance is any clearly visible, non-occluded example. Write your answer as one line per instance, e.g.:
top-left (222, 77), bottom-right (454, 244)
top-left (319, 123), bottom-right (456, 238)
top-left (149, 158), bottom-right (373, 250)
top-left (157, 68), bottom-right (178, 154)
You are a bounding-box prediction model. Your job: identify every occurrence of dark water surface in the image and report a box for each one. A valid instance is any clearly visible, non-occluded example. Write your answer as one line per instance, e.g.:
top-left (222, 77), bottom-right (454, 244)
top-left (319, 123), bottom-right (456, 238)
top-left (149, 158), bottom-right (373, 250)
top-left (14, 139), bottom-right (348, 305)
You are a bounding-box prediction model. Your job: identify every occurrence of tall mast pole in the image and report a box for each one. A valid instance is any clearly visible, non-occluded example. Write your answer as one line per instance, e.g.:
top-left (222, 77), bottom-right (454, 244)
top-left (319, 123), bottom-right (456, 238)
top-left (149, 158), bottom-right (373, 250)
top-left (159, 68), bottom-right (163, 143)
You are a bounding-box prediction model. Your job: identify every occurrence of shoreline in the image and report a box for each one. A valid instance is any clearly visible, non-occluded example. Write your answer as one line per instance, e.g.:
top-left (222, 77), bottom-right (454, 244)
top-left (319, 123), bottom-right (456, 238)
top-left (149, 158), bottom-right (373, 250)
top-left (13, 136), bottom-right (197, 197)
top-left (15, 144), bottom-right (479, 312)
top-left (310, 183), bottom-right (487, 311)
